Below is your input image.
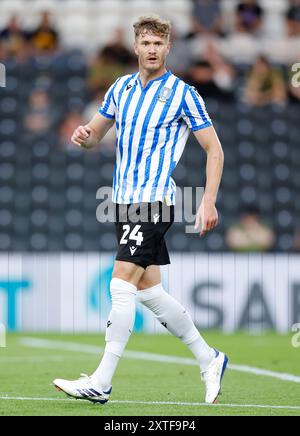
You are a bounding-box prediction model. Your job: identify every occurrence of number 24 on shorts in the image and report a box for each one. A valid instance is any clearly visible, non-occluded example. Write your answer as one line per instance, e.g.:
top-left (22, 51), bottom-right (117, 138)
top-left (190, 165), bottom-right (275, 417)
top-left (120, 225), bottom-right (144, 246)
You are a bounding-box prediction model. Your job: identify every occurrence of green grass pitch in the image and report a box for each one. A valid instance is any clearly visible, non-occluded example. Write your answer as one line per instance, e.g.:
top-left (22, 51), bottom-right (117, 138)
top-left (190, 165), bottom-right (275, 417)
top-left (0, 332), bottom-right (299, 416)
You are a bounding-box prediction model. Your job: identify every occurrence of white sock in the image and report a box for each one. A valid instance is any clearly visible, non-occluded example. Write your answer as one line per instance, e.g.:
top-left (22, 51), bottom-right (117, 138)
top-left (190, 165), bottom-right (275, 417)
top-left (92, 352), bottom-right (119, 392)
top-left (91, 278), bottom-right (137, 391)
top-left (137, 283), bottom-right (216, 372)
top-left (188, 337), bottom-right (217, 372)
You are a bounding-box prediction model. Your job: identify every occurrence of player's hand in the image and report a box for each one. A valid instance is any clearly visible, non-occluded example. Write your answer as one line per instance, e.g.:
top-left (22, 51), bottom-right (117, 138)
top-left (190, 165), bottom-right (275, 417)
top-left (71, 125), bottom-right (93, 148)
top-left (194, 198), bottom-right (218, 236)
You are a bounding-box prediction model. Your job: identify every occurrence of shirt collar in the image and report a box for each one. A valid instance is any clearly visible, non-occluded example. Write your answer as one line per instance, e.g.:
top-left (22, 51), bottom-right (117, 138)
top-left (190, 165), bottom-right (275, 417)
top-left (137, 70), bottom-right (171, 91)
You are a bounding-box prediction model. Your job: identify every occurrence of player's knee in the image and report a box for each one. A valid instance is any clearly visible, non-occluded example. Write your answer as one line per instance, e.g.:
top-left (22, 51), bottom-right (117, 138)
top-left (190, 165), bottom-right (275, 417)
top-left (137, 265), bottom-right (161, 290)
top-left (110, 277), bottom-right (137, 301)
top-left (112, 260), bottom-right (144, 286)
top-left (137, 277), bottom-right (160, 290)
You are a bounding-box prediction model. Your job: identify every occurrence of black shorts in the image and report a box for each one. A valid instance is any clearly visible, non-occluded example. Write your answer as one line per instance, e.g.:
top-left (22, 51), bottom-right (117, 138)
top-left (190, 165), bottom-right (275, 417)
top-left (114, 201), bottom-right (174, 269)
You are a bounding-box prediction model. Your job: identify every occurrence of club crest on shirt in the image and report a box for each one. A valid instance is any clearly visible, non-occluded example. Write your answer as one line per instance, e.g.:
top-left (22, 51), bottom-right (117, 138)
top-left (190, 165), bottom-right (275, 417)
top-left (158, 87), bottom-right (172, 102)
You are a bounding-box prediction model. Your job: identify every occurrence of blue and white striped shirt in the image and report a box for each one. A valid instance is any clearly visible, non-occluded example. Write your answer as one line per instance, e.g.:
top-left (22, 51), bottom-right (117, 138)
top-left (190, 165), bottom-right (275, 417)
top-left (99, 71), bottom-right (212, 205)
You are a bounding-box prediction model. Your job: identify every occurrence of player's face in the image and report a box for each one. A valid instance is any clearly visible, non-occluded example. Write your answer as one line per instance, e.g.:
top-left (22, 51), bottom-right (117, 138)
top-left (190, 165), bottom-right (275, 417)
top-left (134, 32), bottom-right (170, 73)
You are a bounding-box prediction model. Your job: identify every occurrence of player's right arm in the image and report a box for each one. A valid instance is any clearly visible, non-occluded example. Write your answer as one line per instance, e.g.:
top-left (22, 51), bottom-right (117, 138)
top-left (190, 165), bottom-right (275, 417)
top-left (72, 77), bottom-right (122, 149)
top-left (71, 113), bottom-right (114, 149)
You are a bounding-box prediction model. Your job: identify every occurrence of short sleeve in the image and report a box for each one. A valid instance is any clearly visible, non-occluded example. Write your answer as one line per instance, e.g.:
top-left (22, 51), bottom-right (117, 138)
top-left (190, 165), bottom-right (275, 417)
top-left (181, 86), bottom-right (212, 131)
top-left (99, 79), bottom-right (119, 120)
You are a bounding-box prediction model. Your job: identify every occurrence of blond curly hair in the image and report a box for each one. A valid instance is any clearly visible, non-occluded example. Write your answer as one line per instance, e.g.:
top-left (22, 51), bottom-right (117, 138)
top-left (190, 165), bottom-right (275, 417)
top-left (133, 15), bottom-right (172, 40)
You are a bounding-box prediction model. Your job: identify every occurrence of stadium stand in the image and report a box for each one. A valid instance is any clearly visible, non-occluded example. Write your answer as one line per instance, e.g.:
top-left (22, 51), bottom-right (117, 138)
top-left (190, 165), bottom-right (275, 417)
top-left (0, 0), bottom-right (299, 252)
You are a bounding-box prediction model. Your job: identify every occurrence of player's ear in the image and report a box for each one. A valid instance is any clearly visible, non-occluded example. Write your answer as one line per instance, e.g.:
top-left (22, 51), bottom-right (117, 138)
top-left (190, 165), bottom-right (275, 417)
top-left (133, 40), bottom-right (139, 56)
top-left (166, 40), bottom-right (171, 56)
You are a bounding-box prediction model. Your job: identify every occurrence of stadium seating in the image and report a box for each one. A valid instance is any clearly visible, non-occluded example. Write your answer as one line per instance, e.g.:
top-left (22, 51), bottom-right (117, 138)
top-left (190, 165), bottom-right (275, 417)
top-left (0, 0), bottom-right (299, 253)
top-left (1, 69), bottom-right (298, 253)
top-left (1, 54), bottom-right (297, 253)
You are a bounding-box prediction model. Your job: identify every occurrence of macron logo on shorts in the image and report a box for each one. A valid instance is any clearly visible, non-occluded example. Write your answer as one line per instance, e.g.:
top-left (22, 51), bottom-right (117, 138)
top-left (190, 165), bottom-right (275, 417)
top-left (130, 246), bottom-right (137, 255)
top-left (153, 213), bottom-right (160, 224)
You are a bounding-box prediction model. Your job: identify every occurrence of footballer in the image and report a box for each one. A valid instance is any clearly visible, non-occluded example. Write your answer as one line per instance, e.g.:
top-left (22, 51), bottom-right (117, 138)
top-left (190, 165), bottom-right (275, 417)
top-left (54, 15), bottom-right (227, 405)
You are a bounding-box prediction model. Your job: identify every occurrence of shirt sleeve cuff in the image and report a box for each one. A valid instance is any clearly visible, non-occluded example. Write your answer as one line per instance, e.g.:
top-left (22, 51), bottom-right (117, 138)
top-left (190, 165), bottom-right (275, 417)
top-left (191, 121), bottom-right (212, 132)
top-left (99, 109), bottom-right (114, 120)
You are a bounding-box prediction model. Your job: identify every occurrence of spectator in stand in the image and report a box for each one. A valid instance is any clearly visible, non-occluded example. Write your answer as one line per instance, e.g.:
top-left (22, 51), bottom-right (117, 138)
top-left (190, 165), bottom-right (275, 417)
top-left (28, 11), bottom-right (59, 54)
top-left (0, 15), bottom-right (28, 59)
top-left (59, 111), bottom-right (86, 151)
top-left (0, 41), bottom-right (4, 61)
top-left (87, 45), bottom-right (126, 93)
top-left (286, 0), bottom-right (300, 36)
top-left (235, 0), bottom-right (264, 35)
top-left (202, 41), bottom-right (236, 98)
top-left (166, 28), bottom-right (192, 76)
top-left (102, 27), bottom-right (136, 67)
top-left (188, 0), bottom-right (224, 37)
top-left (293, 226), bottom-right (300, 251)
top-left (88, 27), bottom-right (136, 93)
top-left (226, 206), bottom-right (275, 252)
top-left (288, 62), bottom-right (300, 102)
top-left (244, 56), bottom-right (287, 106)
top-left (23, 89), bottom-right (55, 135)
top-left (186, 60), bottom-right (235, 101)
top-left (83, 89), bottom-right (106, 122)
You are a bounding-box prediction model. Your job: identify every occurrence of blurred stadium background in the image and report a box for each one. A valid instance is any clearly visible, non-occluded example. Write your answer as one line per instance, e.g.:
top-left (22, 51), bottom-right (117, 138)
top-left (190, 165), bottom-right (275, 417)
top-left (0, 0), bottom-right (300, 336)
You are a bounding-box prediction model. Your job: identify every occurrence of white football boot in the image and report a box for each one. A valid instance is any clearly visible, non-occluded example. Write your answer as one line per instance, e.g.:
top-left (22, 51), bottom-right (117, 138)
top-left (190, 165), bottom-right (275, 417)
top-left (201, 350), bottom-right (229, 404)
top-left (53, 373), bottom-right (112, 404)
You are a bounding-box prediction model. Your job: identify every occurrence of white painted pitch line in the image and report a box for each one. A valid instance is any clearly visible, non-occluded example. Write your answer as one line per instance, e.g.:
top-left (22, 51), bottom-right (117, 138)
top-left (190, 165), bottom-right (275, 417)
top-left (228, 364), bottom-right (300, 384)
top-left (0, 396), bottom-right (300, 411)
top-left (20, 337), bottom-right (300, 384)
top-left (112, 400), bottom-right (300, 411)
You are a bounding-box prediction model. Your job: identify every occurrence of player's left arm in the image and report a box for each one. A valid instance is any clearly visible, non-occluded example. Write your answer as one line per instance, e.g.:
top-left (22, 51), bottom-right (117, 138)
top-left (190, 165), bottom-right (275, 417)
top-left (193, 126), bottom-right (224, 236)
